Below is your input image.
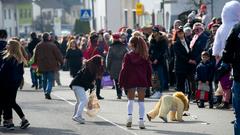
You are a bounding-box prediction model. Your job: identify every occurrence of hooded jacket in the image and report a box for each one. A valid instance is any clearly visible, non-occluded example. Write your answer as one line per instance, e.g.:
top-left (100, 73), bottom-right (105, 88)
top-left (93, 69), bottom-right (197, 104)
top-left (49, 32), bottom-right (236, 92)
top-left (119, 51), bottom-right (152, 89)
top-left (213, 0), bottom-right (240, 57)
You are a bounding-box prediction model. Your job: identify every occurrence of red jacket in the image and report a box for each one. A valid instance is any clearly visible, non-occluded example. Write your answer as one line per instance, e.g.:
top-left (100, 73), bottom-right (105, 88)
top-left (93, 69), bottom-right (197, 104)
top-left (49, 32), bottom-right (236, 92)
top-left (119, 52), bottom-right (152, 89)
top-left (85, 41), bottom-right (109, 59)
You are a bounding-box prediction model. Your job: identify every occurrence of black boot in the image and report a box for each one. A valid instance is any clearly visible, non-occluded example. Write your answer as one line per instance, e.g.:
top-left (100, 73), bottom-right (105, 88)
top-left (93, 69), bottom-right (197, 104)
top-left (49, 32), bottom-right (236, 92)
top-left (215, 96), bottom-right (223, 106)
top-left (198, 100), bottom-right (205, 108)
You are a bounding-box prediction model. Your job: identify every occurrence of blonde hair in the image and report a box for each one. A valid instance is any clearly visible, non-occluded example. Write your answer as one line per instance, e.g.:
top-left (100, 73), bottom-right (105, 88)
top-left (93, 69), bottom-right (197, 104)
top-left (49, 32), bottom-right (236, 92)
top-left (67, 39), bottom-right (77, 51)
top-left (3, 40), bottom-right (27, 64)
top-left (173, 92), bottom-right (189, 111)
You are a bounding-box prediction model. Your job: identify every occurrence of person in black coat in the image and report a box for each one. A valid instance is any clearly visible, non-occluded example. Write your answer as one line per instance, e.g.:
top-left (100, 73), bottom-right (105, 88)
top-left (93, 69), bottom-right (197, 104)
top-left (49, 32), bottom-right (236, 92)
top-left (173, 26), bottom-right (193, 94)
top-left (189, 23), bottom-right (209, 99)
top-left (149, 26), bottom-right (168, 98)
top-left (0, 29), bottom-right (8, 127)
top-left (65, 40), bottom-right (83, 77)
top-left (222, 21), bottom-right (240, 135)
top-left (27, 32), bottom-right (41, 88)
top-left (0, 40), bottom-right (30, 130)
top-left (69, 55), bottom-right (103, 124)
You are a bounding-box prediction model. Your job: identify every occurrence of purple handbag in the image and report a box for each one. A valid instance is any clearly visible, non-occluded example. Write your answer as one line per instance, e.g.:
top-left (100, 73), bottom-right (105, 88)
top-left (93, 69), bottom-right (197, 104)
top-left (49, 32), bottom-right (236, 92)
top-left (101, 75), bottom-right (114, 87)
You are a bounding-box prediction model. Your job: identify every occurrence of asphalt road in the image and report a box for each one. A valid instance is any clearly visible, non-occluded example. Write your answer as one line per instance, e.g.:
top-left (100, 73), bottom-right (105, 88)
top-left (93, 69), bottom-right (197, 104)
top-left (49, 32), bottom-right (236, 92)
top-left (0, 68), bottom-right (235, 135)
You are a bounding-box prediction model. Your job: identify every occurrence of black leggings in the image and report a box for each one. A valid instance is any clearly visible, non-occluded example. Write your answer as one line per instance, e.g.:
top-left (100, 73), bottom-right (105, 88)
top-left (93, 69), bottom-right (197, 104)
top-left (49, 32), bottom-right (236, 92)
top-left (2, 86), bottom-right (25, 120)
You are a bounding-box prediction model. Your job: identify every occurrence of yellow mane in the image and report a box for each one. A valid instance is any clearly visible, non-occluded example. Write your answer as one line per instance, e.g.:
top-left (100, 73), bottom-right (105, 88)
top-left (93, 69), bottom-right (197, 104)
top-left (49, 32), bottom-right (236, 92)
top-left (173, 92), bottom-right (189, 111)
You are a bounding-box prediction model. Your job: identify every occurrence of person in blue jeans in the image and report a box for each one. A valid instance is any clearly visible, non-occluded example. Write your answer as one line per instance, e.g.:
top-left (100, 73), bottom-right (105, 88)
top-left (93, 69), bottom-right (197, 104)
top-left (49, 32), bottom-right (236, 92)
top-left (221, 20), bottom-right (240, 135)
top-left (35, 32), bottom-right (63, 99)
top-left (149, 26), bottom-right (168, 99)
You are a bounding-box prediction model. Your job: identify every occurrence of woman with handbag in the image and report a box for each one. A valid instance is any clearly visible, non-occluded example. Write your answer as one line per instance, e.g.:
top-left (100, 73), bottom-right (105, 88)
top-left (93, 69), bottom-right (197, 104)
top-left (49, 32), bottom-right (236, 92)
top-left (106, 33), bottom-right (128, 99)
top-left (69, 55), bottom-right (104, 124)
top-left (119, 36), bottom-right (152, 129)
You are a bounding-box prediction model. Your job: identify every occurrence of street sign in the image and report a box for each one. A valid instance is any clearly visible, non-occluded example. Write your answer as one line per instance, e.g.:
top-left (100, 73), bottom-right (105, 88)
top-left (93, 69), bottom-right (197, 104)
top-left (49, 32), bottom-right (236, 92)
top-left (136, 2), bottom-right (144, 16)
top-left (80, 9), bottom-right (91, 21)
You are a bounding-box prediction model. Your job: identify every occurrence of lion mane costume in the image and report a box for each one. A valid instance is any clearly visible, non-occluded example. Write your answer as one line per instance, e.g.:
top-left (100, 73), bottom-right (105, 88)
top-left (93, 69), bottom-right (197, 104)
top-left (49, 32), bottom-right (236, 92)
top-left (147, 92), bottom-right (189, 122)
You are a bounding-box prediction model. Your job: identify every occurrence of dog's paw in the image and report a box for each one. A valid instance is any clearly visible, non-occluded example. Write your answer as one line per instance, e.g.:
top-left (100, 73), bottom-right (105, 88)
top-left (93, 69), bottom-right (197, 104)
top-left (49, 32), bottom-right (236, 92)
top-left (178, 119), bottom-right (184, 122)
top-left (160, 116), bottom-right (168, 123)
top-left (171, 118), bottom-right (177, 121)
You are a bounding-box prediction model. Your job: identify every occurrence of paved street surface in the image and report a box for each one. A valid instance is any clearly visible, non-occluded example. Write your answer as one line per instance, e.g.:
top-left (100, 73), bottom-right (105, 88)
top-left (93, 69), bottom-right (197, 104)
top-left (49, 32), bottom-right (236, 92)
top-left (0, 68), bottom-right (234, 135)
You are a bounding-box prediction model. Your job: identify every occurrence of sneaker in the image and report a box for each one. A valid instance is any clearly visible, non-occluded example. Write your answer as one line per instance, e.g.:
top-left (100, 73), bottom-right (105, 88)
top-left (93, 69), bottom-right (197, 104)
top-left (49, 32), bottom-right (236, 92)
top-left (72, 117), bottom-right (85, 124)
top-left (20, 119), bottom-right (30, 129)
top-left (150, 92), bottom-right (162, 99)
top-left (139, 120), bottom-right (145, 129)
top-left (6, 123), bottom-right (14, 130)
top-left (126, 117), bottom-right (132, 127)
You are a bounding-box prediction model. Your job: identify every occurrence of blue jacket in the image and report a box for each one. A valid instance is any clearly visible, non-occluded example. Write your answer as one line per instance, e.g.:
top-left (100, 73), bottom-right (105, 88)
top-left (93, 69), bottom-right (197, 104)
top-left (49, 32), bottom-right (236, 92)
top-left (196, 60), bottom-right (214, 82)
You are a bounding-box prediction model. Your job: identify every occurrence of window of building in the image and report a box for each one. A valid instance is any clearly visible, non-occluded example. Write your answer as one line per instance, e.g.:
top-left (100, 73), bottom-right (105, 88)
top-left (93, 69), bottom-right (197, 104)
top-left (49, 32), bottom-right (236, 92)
top-left (29, 9), bottom-right (32, 18)
top-left (9, 27), bottom-right (12, 37)
top-left (20, 9), bottom-right (23, 18)
top-left (132, 10), bottom-right (137, 29)
top-left (25, 9), bottom-right (28, 18)
top-left (124, 9), bottom-right (128, 26)
top-left (48, 11), bottom-right (52, 19)
top-left (8, 9), bottom-right (11, 19)
top-left (24, 26), bottom-right (28, 34)
top-left (54, 10), bottom-right (58, 17)
top-left (73, 10), bottom-right (76, 17)
top-left (15, 26), bottom-right (18, 36)
top-left (4, 9), bottom-right (7, 19)
top-left (14, 9), bottom-right (17, 20)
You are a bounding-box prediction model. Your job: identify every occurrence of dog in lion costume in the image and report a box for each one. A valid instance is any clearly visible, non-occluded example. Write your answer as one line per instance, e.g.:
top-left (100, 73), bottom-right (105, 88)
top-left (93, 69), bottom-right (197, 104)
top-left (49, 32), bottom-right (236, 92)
top-left (147, 92), bottom-right (189, 122)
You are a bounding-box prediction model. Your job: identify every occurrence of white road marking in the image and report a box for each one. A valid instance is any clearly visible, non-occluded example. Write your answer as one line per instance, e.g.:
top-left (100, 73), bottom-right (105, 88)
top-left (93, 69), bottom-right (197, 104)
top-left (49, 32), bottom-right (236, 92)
top-left (52, 93), bottom-right (138, 135)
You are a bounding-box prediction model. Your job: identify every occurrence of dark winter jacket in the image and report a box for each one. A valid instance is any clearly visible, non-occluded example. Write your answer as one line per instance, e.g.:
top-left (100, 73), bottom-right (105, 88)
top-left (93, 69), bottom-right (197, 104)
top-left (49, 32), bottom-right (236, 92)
top-left (196, 60), bottom-right (214, 82)
top-left (27, 38), bottom-right (41, 56)
top-left (119, 51), bottom-right (152, 89)
top-left (149, 34), bottom-right (168, 67)
top-left (69, 66), bottom-right (95, 90)
top-left (222, 22), bottom-right (240, 82)
top-left (0, 57), bottom-right (24, 88)
top-left (190, 33), bottom-right (209, 65)
top-left (173, 38), bottom-right (191, 74)
top-left (0, 40), bottom-right (7, 68)
top-left (65, 49), bottom-right (83, 77)
top-left (106, 41), bottom-right (128, 79)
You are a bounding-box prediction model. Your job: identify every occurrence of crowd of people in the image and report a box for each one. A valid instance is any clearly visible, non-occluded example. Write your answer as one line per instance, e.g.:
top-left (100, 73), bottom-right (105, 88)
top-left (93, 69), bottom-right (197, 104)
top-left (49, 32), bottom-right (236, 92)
top-left (0, 1), bottom-right (239, 134)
